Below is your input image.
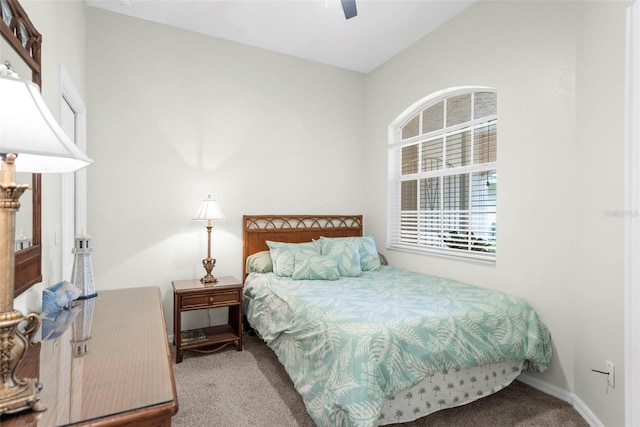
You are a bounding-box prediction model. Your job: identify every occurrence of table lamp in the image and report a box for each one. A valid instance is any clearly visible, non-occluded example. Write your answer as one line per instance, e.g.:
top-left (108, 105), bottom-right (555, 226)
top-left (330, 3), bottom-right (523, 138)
top-left (0, 74), bottom-right (92, 415)
top-left (193, 195), bottom-right (225, 284)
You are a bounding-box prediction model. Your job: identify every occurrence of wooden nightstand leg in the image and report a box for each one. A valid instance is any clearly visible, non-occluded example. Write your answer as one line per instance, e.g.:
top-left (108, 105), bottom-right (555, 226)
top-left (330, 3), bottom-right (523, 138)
top-left (230, 305), bottom-right (242, 351)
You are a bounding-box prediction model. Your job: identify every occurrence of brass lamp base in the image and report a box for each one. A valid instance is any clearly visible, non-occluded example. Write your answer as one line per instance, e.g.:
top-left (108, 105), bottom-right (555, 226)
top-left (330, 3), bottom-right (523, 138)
top-left (0, 155), bottom-right (46, 416)
top-left (0, 377), bottom-right (45, 415)
top-left (200, 257), bottom-right (218, 285)
top-left (0, 310), bottom-right (46, 415)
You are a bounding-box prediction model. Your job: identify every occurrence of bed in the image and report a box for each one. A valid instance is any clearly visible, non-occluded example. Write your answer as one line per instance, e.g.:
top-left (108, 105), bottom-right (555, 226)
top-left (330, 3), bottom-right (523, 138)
top-left (242, 215), bottom-right (552, 427)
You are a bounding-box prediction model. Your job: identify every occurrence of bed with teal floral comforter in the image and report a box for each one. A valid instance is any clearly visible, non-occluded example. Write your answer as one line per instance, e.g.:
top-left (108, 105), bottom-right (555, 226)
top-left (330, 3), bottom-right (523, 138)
top-left (243, 266), bottom-right (552, 427)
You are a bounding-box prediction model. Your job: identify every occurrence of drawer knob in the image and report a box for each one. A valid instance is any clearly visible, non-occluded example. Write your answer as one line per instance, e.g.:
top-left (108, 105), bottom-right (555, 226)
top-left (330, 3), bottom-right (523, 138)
top-left (208, 296), bottom-right (215, 303)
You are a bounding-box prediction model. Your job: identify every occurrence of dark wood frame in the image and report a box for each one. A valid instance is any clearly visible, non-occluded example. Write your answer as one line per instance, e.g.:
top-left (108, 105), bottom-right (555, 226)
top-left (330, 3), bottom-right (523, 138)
top-left (0, 0), bottom-right (43, 295)
top-left (242, 214), bottom-right (363, 279)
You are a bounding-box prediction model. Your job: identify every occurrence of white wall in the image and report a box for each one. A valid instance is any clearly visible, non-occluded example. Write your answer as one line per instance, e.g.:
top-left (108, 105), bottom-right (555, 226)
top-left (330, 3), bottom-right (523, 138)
top-left (12, 0), bottom-right (87, 314)
top-left (574, 1), bottom-right (628, 423)
top-left (364, 1), bottom-right (628, 425)
top-left (86, 8), bottom-right (365, 330)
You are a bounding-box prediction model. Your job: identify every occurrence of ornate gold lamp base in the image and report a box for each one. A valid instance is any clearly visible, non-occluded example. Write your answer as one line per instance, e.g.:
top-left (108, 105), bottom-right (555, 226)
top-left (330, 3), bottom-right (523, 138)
top-left (0, 378), bottom-right (45, 415)
top-left (200, 257), bottom-right (218, 284)
top-left (0, 310), bottom-right (46, 415)
top-left (0, 155), bottom-right (46, 416)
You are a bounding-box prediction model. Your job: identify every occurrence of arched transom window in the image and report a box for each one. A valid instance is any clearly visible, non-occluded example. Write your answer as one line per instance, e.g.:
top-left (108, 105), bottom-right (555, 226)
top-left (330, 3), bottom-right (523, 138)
top-left (387, 87), bottom-right (497, 262)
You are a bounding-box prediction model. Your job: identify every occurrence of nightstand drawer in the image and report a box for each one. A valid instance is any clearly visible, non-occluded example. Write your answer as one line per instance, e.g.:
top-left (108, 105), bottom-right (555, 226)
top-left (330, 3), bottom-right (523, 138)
top-left (181, 291), bottom-right (240, 309)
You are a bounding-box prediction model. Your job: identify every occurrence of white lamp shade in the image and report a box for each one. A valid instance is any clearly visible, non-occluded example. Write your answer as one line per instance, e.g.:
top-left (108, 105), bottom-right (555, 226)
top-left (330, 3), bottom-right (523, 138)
top-left (0, 75), bottom-right (92, 173)
top-left (193, 195), bottom-right (225, 221)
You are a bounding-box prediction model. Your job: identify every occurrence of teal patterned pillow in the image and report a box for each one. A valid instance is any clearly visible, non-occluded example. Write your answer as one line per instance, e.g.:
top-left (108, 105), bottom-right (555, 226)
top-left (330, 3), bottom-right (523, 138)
top-left (245, 250), bottom-right (273, 273)
top-left (267, 241), bottom-right (320, 277)
top-left (319, 236), bottom-right (381, 271)
top-left (292, 254), bottom-right (340, 281)
top-left (355, 235), bottom-right (381, 271)
top-left (320, 238), bottom-right (362, 277)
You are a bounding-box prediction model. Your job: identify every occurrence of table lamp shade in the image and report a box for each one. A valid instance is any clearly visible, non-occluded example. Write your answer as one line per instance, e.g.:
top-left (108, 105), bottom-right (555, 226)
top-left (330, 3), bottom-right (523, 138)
top-left (0, 75), bottom-right (92, 173)
top-left (193, 195), bottom-right (225, 221)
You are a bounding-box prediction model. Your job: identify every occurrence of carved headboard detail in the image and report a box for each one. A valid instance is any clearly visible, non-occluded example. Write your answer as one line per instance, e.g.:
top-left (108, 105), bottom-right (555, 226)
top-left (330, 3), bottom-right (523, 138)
top-left (242, 215), bottom-right (363, 280)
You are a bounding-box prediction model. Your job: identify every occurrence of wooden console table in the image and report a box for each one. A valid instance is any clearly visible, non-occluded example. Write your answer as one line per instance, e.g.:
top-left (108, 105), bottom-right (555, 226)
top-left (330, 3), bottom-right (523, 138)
top-left (2, 287), bottom-right (178, 426)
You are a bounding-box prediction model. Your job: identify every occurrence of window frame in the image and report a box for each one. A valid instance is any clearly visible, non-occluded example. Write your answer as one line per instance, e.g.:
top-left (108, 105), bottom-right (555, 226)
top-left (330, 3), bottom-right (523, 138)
top-left (387, 86), bottom-right (497, 263)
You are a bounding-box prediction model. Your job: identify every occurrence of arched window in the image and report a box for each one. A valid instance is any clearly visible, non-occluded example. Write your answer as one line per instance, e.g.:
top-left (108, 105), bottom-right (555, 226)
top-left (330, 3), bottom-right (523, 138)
top-left (387, 87), bottom-right (497, 261)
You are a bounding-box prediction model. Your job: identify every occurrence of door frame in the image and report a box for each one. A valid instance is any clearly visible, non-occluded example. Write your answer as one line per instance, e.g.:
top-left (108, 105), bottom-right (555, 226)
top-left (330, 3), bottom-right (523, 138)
top-left (60, 65), bottom-right (87, 279)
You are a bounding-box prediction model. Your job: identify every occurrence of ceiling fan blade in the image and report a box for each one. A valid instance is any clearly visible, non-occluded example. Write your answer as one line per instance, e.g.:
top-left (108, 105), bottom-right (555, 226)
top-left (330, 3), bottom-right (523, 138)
top-left (340, 0), bottom-right (357, 19)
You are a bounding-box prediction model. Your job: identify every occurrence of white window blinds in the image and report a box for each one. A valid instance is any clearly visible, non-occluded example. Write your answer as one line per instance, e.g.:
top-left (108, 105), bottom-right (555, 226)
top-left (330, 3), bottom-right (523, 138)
top-left (388, 88), bottom-right (497, 261)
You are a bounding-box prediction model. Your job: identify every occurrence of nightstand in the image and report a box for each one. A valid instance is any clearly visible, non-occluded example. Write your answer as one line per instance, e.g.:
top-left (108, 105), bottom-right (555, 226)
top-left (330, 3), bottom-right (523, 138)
top-left (172, 276), bottom-right (243, 363)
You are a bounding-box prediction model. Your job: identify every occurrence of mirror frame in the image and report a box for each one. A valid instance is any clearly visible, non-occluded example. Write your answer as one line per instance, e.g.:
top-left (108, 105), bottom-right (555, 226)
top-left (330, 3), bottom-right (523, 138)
top-left (0, 0), bottom-right (42, 296)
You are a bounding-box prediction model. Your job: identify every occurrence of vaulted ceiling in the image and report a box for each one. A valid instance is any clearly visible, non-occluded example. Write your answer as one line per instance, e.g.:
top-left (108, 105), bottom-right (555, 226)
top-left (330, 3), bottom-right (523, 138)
top-left (87, 0), bottom-right (474, 73)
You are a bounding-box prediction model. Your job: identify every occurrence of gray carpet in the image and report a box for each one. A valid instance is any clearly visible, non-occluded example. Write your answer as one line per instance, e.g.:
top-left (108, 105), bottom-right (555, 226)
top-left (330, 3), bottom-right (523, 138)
top-left (172, 335), bottom-right (588, 427)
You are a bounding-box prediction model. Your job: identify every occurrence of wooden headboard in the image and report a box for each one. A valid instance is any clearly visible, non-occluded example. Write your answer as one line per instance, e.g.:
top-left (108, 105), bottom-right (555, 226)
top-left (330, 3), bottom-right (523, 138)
top-left (242, 215), bottom-right (363, 280)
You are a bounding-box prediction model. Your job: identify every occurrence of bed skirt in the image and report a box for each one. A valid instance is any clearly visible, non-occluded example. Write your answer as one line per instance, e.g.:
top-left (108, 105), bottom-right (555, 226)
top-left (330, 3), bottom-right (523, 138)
top-left (376, 360), bottom-right (524, 425)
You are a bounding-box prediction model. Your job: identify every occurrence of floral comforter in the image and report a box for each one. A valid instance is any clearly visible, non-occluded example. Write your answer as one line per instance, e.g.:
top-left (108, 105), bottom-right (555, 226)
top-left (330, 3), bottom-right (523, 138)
top-left (243, 266), bottom-right (552, 427)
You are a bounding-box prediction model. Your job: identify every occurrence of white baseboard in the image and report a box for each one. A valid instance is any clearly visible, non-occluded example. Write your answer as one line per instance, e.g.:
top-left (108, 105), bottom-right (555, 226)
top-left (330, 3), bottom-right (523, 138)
top-left (518, 374), bottom-right (603, 427)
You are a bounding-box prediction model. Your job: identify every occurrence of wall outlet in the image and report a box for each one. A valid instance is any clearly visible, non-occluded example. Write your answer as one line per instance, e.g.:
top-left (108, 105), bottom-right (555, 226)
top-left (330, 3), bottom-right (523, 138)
top-left (606, 360), bottom-right (615, 388)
